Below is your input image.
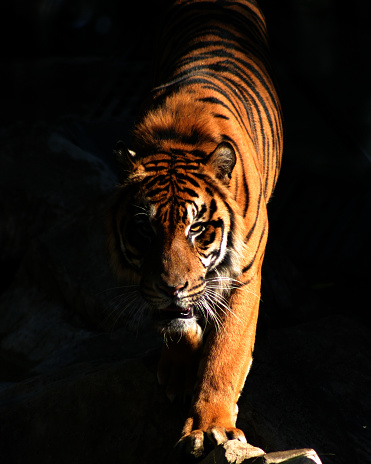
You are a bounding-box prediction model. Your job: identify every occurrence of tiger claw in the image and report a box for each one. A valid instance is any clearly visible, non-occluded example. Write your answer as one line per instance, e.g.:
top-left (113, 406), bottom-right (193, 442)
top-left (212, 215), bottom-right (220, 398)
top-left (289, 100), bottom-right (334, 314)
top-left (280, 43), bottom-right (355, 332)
top-left (177, 426), bottom-right (247, 460)
top-left (176, 429), bottom-right (205, 459)
top-left (207, 426), bottom-right (229, 446)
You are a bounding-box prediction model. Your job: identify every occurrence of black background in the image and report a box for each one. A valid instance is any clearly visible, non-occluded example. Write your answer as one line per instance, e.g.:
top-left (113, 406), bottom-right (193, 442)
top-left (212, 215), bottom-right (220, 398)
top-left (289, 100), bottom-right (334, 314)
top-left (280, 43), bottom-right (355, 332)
top-left (1, 1), bottom-right (371, 462)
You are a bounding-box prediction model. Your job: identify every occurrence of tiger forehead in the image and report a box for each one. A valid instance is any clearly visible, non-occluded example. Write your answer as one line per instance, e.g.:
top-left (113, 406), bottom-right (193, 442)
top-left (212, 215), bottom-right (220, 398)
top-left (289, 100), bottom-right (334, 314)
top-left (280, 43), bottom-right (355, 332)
top-left (138, 151), bottom-right (214, 205)
top-left (142, 153), bottom-right (201, 172)
top-left (147, 194), bottom-right (213, 226)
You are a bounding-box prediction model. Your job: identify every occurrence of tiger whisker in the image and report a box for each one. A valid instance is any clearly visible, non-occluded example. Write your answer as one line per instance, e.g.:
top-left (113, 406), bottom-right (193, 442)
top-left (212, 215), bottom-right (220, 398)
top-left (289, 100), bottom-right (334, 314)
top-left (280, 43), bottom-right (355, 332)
top-left (199, 293), bottom-right (224, 335)
top-left (104, 287), bottom-right (147, 331)
top-left (205, 284), bottom-right (240, 291)
top-left (134, 212), bottom-right (149, 217)
top-left (205, 278), bottom-right (261, 300)
top-left (108, 292), bottom-right (141, 314)
top-left (203, 292), bottom-right (230, 323)
top-left (203, 288), bottom-right (242, 326)
top-left (206, 286), bottom-right (260, 300)
top-left (194, 300), bottom-right (210, 338)
top-left (95, 284), bottom-right (140, 296)
top-left (206, 277), bottom-right (242, 287)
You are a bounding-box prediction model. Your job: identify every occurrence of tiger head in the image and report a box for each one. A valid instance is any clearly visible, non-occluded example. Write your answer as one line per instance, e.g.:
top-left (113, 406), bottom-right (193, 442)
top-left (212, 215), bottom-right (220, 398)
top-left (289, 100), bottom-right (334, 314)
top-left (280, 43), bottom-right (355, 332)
top-left (108, 140), bottom-right (247, 334)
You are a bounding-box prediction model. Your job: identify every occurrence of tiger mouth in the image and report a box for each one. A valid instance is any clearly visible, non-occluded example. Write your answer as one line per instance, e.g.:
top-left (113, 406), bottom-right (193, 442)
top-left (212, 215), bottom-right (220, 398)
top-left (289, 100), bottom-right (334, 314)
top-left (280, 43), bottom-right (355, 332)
top-left (157, 304), bottom-right (195, 320)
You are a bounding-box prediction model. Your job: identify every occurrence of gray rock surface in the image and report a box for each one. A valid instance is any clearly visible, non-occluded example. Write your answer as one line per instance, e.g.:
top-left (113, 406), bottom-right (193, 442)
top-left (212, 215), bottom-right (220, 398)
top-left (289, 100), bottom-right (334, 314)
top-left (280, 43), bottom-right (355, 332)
top-left (200, 440), bottom-right (321, 464)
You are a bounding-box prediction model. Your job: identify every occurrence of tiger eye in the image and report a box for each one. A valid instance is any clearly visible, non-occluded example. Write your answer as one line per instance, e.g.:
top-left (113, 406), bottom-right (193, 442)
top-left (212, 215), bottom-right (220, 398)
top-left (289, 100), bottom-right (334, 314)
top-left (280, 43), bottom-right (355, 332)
top-left (189, 223), bottom-right (206, 235)
top-left (136, 220), bottom-right (153, 239)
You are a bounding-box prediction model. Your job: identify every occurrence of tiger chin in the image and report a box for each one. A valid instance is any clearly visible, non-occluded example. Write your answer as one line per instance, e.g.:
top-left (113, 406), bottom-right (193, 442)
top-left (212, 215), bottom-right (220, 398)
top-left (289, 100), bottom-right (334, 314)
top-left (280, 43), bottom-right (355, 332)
top-left (154, 306), bottom-right (200, 337)
top-left (107, 0), bottom-right (283, 460)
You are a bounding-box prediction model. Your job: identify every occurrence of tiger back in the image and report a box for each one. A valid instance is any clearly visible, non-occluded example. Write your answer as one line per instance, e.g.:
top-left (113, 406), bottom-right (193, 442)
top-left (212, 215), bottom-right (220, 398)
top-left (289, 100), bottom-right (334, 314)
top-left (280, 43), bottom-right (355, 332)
top-left (108, 0), bottom-right (283, 459)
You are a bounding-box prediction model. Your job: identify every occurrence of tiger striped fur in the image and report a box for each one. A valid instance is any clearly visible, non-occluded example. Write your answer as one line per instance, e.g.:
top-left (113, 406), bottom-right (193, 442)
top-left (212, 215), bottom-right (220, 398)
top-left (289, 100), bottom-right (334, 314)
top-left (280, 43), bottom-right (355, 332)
top-left (108, 0), bottom-right (283, 458)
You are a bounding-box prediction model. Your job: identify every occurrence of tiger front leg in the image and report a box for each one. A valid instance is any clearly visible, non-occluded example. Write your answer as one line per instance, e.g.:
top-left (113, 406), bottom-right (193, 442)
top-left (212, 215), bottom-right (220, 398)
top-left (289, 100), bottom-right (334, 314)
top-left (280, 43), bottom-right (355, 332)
top-left (177, 282), bottom-right (260, 459)
top-left (157, 321), bottom-right (203, 401)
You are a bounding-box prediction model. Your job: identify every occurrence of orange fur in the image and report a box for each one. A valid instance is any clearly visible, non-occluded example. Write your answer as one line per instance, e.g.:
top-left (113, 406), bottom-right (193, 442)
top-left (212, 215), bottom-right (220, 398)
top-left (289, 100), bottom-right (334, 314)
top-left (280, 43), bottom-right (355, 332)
top-left (108, 0), bottom-right (283, 458)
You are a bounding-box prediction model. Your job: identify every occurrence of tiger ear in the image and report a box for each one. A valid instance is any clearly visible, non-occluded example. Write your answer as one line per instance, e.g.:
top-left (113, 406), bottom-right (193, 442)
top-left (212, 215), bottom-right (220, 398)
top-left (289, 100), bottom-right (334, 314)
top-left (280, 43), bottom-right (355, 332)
top-left (113, 140), bottom-right (136, 182)
top-left (207, 142), bottom-right (236, 184)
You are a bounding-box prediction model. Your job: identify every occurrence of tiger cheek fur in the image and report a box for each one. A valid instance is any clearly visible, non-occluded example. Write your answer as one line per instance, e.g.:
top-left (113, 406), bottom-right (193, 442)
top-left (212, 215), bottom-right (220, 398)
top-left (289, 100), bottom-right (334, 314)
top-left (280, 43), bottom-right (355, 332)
top-left (108, 0), bottom-right (283, 459)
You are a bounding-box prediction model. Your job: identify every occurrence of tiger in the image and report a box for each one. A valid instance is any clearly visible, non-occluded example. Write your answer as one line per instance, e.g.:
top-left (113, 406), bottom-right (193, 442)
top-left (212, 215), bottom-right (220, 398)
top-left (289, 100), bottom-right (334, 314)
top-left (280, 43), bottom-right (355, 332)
top-left (108, 0), bottom-right (283, 459)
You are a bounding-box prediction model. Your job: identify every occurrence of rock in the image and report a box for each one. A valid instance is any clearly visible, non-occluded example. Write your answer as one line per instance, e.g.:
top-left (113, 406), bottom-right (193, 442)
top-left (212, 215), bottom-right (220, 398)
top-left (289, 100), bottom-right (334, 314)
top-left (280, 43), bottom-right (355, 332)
top-left (0, 125), bottom-right (116, 273)
top-left (237, 315), bottom-right (371, 463)
top-left (0, 125), bottom-right (159, 378)
top-left (0, 357), bottom-right (182, 464)
top-left (200, 440), bottom-right (321, 464)
top-left (260, 449), bottom-right (322, 464)
top-left (200, 440), bottom-right (265, 464)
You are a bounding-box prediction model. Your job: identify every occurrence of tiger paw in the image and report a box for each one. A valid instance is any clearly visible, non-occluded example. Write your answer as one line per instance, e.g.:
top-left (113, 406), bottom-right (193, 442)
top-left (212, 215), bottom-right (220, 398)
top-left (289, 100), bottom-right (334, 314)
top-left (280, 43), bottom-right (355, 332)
top-left (177, 425), bottom-right (247, 460)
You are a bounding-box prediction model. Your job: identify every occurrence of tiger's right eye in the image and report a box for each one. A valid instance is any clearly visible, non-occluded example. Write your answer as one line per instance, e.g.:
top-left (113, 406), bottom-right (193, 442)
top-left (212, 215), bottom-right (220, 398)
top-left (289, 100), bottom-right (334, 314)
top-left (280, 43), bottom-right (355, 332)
top-left (189, 222), bottom-right (206, 237)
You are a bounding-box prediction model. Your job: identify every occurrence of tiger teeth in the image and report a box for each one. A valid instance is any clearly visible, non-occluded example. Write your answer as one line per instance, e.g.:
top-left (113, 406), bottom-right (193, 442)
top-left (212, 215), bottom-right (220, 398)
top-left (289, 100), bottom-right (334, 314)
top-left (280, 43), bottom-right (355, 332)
top-left (179, 308), bottom-right (194, 318)
top-left (158, 306), bottom-right (194, 320)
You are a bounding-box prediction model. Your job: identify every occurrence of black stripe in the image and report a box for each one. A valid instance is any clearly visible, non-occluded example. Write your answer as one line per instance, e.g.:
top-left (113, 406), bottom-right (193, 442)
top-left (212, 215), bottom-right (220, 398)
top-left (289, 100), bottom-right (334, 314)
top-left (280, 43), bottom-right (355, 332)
top-left (146, 187), bottom-right (168, 198)
top-left (242, 222), bottom-right (267, 274)
top-left (176, 172), bottom-right (200, 188)
top-left (190, 149), bottom-right (207, 158)
top-left (199, 96), bottom-right (228, 107)
top-left (244, 184), bottom-right (263, 244)
top-left (197, 203), bottom-right (207, 219)
top-left (142, 174), bottom-right (166, 190)
top-left (154, 126), bottom-right (214, 145)
top-left (209, 198), bottom-right (217, 217)
top-left (213, 113), bottom-right (229, 120)
top-left (182, 187), bottom-right (199, 198)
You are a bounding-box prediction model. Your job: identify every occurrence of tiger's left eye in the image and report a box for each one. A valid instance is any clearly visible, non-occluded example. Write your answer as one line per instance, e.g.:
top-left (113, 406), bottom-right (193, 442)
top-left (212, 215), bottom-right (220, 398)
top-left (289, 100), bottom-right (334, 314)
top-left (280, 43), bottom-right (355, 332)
top-left (189, 222), bottom-right (206, 236)
top-left (136, 220), bottom-right (153, 239)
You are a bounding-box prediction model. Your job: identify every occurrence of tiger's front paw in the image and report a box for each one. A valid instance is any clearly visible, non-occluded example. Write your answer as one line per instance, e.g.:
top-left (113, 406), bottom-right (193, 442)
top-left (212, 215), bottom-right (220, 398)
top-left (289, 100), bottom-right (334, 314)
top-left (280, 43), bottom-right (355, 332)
top-left (177, 425), bottom-right (247, 459)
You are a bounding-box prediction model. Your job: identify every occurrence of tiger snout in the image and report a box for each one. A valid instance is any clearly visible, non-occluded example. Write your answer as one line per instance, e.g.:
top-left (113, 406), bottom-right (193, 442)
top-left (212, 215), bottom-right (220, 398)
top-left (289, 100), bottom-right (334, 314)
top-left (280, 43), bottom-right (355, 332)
top-left (142, 274), bottom-right (204, 316)
top-left (158, 281), bottom-right (188, 297)
top-left (141, 230), bottom-right (205, 301)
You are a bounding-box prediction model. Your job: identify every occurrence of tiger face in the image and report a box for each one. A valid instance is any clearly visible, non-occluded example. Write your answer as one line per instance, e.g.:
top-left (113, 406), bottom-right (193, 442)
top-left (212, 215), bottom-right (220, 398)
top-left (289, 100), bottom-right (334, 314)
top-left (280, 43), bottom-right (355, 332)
top-left (110, 141), bottom-right (246, 334)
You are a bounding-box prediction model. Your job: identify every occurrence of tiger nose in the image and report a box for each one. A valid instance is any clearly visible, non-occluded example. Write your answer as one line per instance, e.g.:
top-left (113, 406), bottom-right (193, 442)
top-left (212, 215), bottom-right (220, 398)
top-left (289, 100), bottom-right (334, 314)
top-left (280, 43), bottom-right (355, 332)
top-left (158, 281), bottom-right (187, 297)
